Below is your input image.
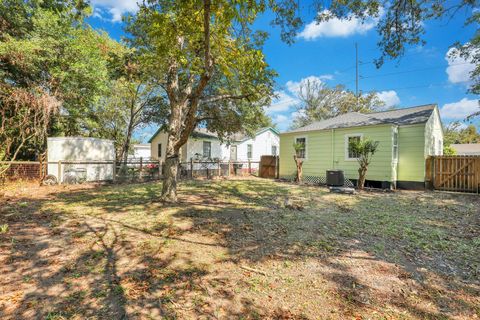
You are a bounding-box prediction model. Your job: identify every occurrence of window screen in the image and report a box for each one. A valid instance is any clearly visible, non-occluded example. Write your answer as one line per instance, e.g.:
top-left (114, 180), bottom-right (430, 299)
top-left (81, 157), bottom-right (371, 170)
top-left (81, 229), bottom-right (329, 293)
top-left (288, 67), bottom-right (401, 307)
top-left (203, 141), bottom-right (211, 158)
top-left (295, 138), bottom-right (306, 158)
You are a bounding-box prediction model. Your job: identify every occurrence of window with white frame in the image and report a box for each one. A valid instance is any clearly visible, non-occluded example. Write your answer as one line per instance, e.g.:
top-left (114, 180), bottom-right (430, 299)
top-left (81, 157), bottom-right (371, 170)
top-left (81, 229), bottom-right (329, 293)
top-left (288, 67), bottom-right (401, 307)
top-left (295, 137), bottom-right (306, 158)
top-left (437, 139), bottom-right (443, 155)
top-left (271, 145), bottom-right (278, 156)
top-left (345, 134), bottom-right (362, 160)
top-left (393, 129), bottom-right (398, 161)
top-left (247, 144), bottom-right (253, 159)
top-left (203, 141), bottom-right (211, 158)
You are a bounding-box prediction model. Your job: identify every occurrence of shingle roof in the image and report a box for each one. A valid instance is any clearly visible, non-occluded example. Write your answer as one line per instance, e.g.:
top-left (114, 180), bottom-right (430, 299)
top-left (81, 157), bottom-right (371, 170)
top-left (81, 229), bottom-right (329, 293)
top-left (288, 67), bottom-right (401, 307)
top-left (285, 104), bottom-right (436, 134)
top-left (148, 126), bottom-right (279, 143)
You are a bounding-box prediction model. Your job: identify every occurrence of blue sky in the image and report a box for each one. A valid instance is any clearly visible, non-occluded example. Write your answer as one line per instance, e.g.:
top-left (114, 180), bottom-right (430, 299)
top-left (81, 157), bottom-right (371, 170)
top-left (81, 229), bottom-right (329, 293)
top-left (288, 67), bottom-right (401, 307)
top-left (87, 0), bottom-right (479, 141)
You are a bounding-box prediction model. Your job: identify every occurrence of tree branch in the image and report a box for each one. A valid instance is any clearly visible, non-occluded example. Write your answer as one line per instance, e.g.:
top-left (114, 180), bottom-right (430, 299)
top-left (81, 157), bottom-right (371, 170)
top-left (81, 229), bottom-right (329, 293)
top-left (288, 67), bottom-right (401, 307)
top-left (199, 93), bottom-right (252, 104)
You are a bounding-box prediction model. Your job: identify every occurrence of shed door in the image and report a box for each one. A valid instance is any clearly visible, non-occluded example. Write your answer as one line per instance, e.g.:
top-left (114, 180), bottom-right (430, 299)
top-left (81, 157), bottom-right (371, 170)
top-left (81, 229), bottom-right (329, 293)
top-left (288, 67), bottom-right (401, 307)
top-left (230, 146), bottom-right (237, 161)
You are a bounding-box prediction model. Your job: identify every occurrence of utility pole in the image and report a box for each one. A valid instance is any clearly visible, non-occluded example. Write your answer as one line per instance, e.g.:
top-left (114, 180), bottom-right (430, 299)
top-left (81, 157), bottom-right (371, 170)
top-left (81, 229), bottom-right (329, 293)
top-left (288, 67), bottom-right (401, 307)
top-left (355, 42), bottom-right (359, 107)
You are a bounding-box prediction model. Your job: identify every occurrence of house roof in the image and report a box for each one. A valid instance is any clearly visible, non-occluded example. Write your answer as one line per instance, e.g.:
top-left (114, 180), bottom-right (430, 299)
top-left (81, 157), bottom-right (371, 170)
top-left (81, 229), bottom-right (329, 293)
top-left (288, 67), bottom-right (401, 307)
top-left (451, 144), bottom-right (480, 155)
top-left (148, 126), bottom-right (278, 143)
top-left (285, 104), bottom-right (437, 134)
top-left (229, 127), bottom-right (280, 142)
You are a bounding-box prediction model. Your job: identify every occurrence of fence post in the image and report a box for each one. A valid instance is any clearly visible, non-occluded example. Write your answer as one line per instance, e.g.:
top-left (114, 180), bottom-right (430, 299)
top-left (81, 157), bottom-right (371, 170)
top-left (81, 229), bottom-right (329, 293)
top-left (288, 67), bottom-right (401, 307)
top-left (276, 156), bottom-right (280, 179)
top-left (248, 159), bottom-right (251, 175)
top-left (425, 156), bottom-right (433, 190)
top-left (112, 160), bottom-right (116, 183)
top-left (158, 160), bottom-right (162, 179)
top-left (228, 160), bottom-right (232, 177)
top-left (217, 159), bottom-right (221, 177)
top-left (139, 157), bottom-right (143, 180)
top-left (477, 157), bottom-right (480, 194)
top-left (57, 160), bottom-right (62, 184)
top-left (190, 158), bottom-right (194, 179)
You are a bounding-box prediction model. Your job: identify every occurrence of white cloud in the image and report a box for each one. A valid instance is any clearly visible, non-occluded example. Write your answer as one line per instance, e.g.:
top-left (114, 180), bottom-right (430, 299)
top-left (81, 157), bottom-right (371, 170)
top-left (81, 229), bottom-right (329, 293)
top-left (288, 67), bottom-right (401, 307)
top-left (265, 91), bottom-right (300, 114)
top-left (285, 75), bottom-right (331, 95)
top-left (441, 98), bottom-right (479, 120)
top-left (298, 10), bottom-right (378, 40)
top-left (445, 47), bottom-right (475, 84)
top-left (90, 0), bottom-right (139, 22)
top-left (376, 90), bottom-right (400, 107)
top-left (273, 114), bottom-right (288, 124)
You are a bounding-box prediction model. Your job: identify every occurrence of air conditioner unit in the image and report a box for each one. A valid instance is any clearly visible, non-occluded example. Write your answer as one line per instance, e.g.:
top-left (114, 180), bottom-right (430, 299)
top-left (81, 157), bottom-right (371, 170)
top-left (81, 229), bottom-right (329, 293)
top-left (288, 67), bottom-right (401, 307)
top-left (326, 170), bottom-right (344, 186)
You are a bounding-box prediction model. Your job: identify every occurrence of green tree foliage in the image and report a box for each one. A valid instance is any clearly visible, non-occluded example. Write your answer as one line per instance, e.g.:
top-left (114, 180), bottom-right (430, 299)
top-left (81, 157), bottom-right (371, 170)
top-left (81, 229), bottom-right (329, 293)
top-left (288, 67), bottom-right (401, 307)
top-left (125, 0), bottom-right (300, 202)
top-left (443, 145), bottom-right (457, 156)
top-left (349, 138), bottom-right (379, 190)
top-left (92, 74), bottom-right (165, 162)
top-left (0, 1), bottom-right (124, 162)
top-left (444, 122), bottom-right (480, 146)
top-left (291, 81), bottom-right (387, 129)
top-left (316, 1), bottom-right (479, 117)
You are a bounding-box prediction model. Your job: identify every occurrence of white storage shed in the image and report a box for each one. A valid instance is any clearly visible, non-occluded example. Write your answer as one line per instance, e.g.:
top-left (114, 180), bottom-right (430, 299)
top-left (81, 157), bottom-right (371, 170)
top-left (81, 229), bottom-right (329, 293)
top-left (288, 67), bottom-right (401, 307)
top-left (47, 137), bottom-right (116, 183)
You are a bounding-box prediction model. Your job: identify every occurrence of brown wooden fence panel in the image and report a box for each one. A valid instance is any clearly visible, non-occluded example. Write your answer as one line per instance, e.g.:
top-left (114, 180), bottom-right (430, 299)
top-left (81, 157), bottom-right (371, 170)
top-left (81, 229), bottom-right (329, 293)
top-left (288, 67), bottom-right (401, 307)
top-left (259, 155), bottom-right (278, 179)
top-left (428, 156), bottom-right (480, 193)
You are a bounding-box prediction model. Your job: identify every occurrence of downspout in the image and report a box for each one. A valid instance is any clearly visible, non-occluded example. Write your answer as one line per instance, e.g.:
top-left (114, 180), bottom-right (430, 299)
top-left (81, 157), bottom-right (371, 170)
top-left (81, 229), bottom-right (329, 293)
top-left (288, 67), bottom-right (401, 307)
top-left (331, 129), bottom-right (335, 169)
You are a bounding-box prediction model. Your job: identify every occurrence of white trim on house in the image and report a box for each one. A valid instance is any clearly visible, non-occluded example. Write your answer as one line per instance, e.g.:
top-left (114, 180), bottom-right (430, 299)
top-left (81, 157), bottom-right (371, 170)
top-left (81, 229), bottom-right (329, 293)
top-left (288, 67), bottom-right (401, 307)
top-left (294, 135), bottom-right (308, 160)
top-left (344, 133), bottom-right (363, 161)
top-left (392, 126), bottom-right (399, 163)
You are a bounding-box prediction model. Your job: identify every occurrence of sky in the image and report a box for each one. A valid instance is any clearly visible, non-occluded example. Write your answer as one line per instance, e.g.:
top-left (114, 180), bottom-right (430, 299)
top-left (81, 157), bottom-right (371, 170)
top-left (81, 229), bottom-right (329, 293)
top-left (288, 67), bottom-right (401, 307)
top-left (87, 0), bottom-right (479, 141)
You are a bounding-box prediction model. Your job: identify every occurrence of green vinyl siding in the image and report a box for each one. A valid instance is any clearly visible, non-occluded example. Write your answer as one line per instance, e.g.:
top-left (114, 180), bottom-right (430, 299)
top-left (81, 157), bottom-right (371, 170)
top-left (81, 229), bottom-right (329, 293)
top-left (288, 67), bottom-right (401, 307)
top-left (397, 124), bottom-right (426, 182)
top-left (280, 124), bottom-right (394, 182)
top-left (279, 131), bottom-right (331, 178)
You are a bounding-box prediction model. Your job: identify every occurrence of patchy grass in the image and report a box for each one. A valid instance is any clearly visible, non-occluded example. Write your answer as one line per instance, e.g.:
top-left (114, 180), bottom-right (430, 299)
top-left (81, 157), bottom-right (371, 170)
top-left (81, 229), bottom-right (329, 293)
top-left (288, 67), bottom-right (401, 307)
top-left (0, 178), bottom-right (479, 319)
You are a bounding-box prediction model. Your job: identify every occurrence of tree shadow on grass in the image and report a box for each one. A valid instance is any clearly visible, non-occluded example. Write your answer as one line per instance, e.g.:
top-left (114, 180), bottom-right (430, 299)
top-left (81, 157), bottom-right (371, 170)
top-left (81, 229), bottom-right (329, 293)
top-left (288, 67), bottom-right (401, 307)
top-left (1, 178), bottom-right (479, 319)
top-left (0, 183), bottom-right (308, 319)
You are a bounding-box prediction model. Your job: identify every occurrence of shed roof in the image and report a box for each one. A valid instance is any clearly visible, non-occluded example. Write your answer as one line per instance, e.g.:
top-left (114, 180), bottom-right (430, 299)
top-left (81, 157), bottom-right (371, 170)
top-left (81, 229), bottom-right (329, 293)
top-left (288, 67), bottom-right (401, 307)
top-left (285, 104), bottom-right (437, 134)
top-left (451, 144), bottom-right (480, 155)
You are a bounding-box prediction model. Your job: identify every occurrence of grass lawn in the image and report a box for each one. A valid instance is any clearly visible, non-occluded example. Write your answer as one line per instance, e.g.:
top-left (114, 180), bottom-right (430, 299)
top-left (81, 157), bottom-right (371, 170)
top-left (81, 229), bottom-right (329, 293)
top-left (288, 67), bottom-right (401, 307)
top-left (0, 178), bottom-right (479, 319)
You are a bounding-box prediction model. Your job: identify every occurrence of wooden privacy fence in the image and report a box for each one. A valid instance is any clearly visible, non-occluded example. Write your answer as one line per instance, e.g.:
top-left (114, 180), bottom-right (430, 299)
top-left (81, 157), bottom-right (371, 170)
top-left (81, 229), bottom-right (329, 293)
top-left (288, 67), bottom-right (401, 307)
top-left (426, 156), bottom-right (480, 193)
top-left (258, 155), bottom-right (279, 179)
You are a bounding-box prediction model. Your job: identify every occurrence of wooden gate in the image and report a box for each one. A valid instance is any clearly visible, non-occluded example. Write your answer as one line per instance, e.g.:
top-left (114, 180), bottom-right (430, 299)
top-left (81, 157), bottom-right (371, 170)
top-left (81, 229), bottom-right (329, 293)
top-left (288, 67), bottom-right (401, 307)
top-left (259, 155), bottom-right (278, 179)
top-left (426, 156), bottom-right (480, 193)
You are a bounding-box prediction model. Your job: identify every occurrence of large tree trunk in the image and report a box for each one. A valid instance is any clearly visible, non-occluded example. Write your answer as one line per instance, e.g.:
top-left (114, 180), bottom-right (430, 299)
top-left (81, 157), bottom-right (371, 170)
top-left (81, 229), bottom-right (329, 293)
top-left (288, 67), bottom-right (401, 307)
top-left (162, 152), bottom-right (180, 202)
top-left (160, 0), bottom-right (213, 203)
top-left (160, 104), bottom-right (184, 202)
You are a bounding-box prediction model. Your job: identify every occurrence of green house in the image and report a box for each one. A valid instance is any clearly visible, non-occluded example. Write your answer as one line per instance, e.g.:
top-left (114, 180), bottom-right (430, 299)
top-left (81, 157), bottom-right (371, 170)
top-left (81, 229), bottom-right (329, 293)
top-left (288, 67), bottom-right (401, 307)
top-left (279, 104), bottom-right (444, 189)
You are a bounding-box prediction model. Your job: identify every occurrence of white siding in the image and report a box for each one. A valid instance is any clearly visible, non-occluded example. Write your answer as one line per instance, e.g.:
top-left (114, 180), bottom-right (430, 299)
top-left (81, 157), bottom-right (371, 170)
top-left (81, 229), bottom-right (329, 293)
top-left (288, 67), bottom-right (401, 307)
top-left (150, 131), bottom-right (169, 161)
top-left (235, 129), bottom-right (280, 161)
top-left (132, 145), bottom-right (150, 159)
top-left (149, 128), bottom-right (280, 163)
top-left (183, 138), bottom-right (222, 161)
top-left (424, 107), bottom-right (444, 156)
top-left (47, 137), bottom-right (115, 182)
top-left (150, 131), bottom-right (222, 162)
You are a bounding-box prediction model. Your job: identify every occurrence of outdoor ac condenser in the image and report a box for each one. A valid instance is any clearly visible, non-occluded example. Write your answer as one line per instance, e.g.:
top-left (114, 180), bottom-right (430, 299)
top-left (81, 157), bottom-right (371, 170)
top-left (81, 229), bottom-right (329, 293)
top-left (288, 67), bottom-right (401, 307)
top-left (326, 170), bottom-right (344, 186)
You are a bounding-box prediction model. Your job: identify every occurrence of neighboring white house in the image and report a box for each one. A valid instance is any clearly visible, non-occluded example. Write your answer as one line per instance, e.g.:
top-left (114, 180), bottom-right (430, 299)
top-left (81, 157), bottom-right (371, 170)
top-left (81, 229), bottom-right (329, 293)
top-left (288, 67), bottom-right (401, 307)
top-left (131, 144), bottom-right (151, 159)
top-left (225, 127), bottom-right (280, 162)
top-left (47, 137), bottom-right (115, 182)
top-left (451, 143), bottom-right (480, 155)
top-left (148, 127), bottom-right (280, 163)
